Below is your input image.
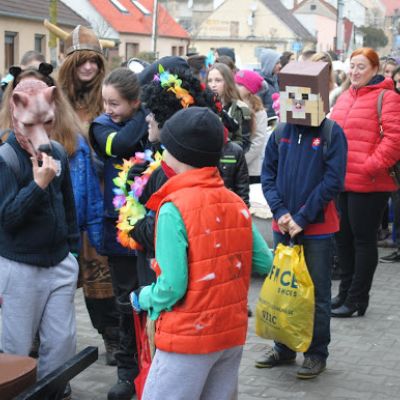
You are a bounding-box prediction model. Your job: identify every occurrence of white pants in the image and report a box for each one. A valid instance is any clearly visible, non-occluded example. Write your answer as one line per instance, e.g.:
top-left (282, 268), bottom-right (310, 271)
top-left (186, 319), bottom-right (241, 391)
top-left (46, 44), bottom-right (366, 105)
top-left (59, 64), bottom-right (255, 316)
top-left (0, 253), bottom-right (78, 379)
top-left (142, 345), bottom-right (243, 400)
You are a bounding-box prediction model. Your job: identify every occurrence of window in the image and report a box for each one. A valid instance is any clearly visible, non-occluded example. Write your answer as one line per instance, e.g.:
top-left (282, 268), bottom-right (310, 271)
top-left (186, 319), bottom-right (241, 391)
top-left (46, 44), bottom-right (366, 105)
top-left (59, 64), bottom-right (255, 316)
top-left (172, 46), bottom-right (177, 56)
top-left (4, 32), bottom-right (17, 70)
top-left (230, 21), bottom-right (239, 38)
top-left (126, 42), bottom-right (139, 59)
top-left (109, 0), bottom-right (129, 14)
top-left (310, 4), bottom-right (316, 10)
top-left (131, 0), bottom-right (151, 15)
top-left (178, 46), bottom-right (184, 56)
top-left (35, 34), bottom-right (45, 53)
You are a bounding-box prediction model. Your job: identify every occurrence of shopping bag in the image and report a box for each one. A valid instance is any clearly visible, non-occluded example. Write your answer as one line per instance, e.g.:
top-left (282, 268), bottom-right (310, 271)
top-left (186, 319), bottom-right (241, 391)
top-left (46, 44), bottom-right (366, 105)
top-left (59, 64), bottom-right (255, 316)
top-left (255, 243), bottom-right (315, 352)
top-left (133, 312), bottom-right (152, 399)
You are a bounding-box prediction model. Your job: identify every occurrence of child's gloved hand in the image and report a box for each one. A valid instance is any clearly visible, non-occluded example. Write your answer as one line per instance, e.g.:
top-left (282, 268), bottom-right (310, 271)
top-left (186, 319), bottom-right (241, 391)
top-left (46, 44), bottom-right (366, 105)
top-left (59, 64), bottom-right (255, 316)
top-left (126, 161), bottom-right (150, 191)
top-left (130, 291), bottom-right (142, 313)
top-left (127, 161), bottom-right (150, 181)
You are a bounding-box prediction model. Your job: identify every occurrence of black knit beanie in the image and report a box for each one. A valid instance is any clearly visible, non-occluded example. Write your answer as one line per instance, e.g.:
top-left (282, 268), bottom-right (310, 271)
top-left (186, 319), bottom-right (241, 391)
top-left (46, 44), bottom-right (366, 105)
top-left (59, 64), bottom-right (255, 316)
top-left (160, 107), bottom-right (224, 168)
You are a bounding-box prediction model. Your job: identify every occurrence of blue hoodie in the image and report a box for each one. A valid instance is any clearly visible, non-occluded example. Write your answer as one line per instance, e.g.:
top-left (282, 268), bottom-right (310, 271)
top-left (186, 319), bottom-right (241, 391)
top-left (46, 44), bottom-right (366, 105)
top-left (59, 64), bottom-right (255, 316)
top-left (69, 135), bottom-right (103, 252)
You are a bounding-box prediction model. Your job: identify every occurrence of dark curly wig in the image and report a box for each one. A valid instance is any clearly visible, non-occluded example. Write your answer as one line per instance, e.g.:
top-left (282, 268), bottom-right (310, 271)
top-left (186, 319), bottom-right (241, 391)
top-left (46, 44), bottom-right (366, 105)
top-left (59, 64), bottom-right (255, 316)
top-left (141, 67), bottom-right (220, 128)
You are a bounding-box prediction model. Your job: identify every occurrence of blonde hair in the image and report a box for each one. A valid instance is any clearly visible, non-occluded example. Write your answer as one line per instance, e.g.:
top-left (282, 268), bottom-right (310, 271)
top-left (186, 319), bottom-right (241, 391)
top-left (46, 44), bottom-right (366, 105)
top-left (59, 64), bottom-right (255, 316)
top-left (240, 92), bottom-right (263, 138)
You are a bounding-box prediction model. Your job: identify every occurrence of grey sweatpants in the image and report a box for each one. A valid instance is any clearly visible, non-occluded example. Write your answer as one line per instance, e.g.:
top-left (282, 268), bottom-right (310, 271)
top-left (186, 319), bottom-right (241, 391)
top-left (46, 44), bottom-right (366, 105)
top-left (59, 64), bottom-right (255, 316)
top-left (0, 253), bottom-right (78, 379)
top-left (142, 345), bottom-right (243, 400)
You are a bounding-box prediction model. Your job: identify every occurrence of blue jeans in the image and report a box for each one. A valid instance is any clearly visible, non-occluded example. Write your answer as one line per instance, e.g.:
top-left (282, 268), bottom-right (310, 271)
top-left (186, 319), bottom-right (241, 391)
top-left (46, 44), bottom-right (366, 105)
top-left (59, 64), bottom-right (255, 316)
top-left (273, 233), bottom-right (333, 361)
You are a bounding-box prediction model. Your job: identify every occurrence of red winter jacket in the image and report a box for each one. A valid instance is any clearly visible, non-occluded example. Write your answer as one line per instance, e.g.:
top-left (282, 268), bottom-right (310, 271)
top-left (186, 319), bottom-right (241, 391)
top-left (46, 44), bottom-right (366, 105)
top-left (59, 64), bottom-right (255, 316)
top-left (330, 77), bottom-right (400, 192)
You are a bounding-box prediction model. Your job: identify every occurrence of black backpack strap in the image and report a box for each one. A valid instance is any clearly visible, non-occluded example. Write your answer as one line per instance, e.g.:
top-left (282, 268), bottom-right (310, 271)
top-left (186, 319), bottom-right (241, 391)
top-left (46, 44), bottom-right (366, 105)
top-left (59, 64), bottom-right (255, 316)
top-left (273, 122), bottom-right (286, 147)
top-left (320, 118), bottom-right (335, 159)
top-left (0, 142), bottom-right (21, 184)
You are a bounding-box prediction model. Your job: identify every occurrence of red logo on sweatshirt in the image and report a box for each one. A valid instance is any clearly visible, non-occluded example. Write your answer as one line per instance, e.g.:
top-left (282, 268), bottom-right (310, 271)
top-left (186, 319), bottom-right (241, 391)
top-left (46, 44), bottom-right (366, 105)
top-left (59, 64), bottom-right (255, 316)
top-left (312, 138), bottom-right (321, 150)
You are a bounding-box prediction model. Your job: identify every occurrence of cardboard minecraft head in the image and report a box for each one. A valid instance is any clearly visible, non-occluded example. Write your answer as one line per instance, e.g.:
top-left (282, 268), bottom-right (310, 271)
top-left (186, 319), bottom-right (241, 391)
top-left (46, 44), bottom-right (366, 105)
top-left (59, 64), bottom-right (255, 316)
top-left (278, 61), bottom-right (329, 127)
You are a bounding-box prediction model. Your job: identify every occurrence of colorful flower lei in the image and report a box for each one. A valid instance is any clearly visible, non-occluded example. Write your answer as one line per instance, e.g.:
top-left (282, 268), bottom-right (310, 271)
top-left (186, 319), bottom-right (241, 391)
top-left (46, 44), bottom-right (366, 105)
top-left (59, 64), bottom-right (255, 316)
top-left (153, 64), bottom-right (195, 108)
top-left (113, 150), bottom-right (162, 250)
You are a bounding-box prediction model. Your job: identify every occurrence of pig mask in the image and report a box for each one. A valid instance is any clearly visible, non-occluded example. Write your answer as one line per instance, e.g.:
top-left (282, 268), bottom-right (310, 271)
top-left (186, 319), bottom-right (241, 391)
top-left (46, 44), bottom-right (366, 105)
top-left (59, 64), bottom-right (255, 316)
top-left (10, 79), bottom-right (56, 157)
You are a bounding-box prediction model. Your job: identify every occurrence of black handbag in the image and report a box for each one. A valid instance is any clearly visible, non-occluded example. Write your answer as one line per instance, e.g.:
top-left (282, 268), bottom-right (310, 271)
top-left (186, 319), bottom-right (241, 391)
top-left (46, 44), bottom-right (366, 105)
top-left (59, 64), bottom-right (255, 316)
top-left (377, 90), bottom-right (400, 187)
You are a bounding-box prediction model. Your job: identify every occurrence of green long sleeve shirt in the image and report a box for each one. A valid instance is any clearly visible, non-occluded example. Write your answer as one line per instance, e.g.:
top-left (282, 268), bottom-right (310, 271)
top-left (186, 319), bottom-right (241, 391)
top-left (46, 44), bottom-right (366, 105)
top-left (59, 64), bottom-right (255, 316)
top-left (139, 202), bottom-right (273, 320)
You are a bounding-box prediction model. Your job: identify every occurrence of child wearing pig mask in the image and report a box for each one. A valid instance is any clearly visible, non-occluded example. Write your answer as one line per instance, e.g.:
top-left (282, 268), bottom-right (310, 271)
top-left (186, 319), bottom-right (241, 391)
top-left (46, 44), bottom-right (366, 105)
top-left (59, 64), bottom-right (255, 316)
top-left (0, 79), bottom-right (79, 382)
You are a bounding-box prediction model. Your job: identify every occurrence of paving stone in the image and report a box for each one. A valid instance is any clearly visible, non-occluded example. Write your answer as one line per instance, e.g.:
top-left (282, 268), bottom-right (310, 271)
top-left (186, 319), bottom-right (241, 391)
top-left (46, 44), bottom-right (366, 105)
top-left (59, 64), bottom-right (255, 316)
top-left (1, 248), bottom-right (400, 399)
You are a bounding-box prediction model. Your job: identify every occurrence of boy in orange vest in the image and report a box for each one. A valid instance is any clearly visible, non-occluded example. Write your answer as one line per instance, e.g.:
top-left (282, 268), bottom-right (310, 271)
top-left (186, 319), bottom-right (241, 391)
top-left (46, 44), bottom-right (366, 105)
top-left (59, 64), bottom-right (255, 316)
top-left (130, 106), bottom-right (272, 399)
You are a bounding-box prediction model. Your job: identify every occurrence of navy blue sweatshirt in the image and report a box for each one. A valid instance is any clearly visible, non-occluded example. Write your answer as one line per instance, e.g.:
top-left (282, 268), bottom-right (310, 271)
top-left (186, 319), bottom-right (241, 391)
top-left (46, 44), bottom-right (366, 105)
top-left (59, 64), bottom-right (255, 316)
top-left (261, 121), bottom-right (347, 234)
top-left (0, 133), bottom-right (79, 267)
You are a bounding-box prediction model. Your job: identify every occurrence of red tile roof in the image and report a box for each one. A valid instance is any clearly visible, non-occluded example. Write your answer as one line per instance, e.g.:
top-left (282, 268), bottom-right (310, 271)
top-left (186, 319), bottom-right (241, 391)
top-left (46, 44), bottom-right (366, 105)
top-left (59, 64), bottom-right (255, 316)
top-left (89, 0), bottom-right (189, 39)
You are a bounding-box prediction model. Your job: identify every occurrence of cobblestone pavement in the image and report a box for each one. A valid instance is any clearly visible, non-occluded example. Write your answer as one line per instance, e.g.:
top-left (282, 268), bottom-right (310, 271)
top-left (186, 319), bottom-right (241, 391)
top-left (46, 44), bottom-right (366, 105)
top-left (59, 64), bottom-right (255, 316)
top-left (67, 247), bottom-right (400, 400)
top-left (1, 247), bottom-right (399, 399)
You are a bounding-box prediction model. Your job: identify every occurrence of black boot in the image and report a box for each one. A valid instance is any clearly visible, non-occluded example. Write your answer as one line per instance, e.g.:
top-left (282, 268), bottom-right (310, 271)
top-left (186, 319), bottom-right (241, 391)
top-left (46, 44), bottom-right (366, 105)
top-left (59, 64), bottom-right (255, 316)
top-left (331, 303), bottom-right (367, 318)
top-left (107, 379), bottom-right (135, 400)
top-left (102, 327), bottom-right (119, 366)
top-left (331, 295), bottom-right (345, 310)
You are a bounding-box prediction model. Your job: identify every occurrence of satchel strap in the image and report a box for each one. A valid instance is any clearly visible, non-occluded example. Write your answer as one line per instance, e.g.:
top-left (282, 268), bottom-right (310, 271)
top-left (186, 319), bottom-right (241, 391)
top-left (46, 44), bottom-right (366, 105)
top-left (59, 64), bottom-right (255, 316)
top-left (377, 89), bottom-right (387, 140)
top-left (0, 142), bottom-right (21, 185)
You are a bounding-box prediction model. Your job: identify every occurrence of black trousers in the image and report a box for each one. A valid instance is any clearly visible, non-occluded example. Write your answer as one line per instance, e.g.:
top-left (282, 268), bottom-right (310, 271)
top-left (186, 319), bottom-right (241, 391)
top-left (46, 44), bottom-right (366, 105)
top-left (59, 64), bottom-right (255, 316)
top-left (336, 191), bottom-right (389, 306)
top-left (391, 190), bottom-right (400, 247)
top-left (84, 297), bottom-right (119, 334)
top-left (108, 255), bottom-right (139, 381)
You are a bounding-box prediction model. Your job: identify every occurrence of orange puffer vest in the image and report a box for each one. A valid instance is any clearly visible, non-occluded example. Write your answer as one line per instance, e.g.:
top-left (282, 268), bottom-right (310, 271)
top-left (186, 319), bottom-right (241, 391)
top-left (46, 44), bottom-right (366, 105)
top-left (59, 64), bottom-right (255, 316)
top-left (147, 167), bottom-right (253, 354)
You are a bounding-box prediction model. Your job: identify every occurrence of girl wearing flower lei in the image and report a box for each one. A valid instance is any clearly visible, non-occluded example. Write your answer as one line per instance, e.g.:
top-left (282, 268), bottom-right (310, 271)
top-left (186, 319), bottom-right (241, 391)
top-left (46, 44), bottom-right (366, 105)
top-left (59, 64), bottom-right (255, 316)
top-left (114, 65), bottom-right (220, 258)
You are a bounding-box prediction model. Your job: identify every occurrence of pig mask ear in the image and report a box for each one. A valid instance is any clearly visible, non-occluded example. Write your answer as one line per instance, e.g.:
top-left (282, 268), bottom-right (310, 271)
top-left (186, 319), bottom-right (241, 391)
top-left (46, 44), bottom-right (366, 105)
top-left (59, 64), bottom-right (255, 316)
top-left (11, 91), bottom-right (30, 108)
top-left (43, 86), bottom-right (57, 103)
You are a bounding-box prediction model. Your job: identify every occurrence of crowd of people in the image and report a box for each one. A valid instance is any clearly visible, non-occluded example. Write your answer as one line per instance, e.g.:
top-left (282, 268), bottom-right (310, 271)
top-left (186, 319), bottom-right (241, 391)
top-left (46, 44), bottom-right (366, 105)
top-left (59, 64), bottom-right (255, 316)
top-left (1, 23), bottom-right (400, 400)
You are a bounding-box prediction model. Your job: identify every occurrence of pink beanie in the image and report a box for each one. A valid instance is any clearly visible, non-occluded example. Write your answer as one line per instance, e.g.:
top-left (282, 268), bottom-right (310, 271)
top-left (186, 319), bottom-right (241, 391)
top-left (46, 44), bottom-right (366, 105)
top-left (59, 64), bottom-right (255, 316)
top-left (235, 69), bottom-right (264, 94)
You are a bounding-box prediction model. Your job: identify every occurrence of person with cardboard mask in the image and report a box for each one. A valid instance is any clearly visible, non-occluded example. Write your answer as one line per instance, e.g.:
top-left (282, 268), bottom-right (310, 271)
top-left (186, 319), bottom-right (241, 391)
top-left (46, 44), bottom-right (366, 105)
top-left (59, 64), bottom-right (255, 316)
top-left (259, 61), bottom-right (347, 378)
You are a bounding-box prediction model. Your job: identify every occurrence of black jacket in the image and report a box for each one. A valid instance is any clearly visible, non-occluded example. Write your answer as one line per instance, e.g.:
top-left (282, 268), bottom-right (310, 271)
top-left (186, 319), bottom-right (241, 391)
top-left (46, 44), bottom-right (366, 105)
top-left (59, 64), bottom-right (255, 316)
top-left (0, 133), bottom-right (79, 267)
top-left (219, 141), bottom-right (250, 207)
top-left (130, 166), bottom-right (168, 287)
top-left (131, 166), bottom-right (168, 258)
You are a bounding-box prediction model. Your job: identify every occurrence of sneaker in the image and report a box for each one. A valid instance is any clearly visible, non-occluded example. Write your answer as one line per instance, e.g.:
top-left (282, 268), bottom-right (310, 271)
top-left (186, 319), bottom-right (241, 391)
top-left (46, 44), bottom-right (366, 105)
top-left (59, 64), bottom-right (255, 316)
top-left (380, 250), bottom-right (400, 263)
top-left (297, 357), bottom-right (326, 379)
top-left (108, 379), bottom-right (135, 400)
top-left (255, 348), bottom-right (296, 368)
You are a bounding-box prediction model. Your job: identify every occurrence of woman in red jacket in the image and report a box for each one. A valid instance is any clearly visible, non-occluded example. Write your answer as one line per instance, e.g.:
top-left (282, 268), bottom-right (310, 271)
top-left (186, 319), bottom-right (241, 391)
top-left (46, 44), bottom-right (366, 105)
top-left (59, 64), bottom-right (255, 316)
top-left (330, 47), bottom-right (400, 317)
